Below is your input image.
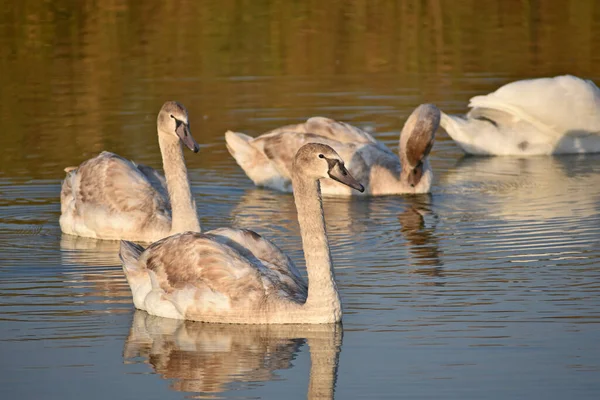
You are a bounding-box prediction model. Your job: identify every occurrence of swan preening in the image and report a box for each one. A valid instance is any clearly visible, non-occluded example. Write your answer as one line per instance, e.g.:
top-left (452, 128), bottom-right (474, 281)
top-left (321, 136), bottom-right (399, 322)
top-left (441, 75), bottom-right (600, 155)
top-left (120, 143), bottom-right (364, 324)
top-left (60, 101), bottom-right (201, 242)
top-left (225, 104), bottom-right (441, 195)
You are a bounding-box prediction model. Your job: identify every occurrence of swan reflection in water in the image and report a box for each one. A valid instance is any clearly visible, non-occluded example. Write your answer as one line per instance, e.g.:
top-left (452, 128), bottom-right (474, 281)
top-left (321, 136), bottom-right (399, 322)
top-left (442, 154), bottom-right (600, 220)
top-left (124, 311), bottom-right (343, 399)
top-left (60, 235), bottom-right (131, 304)
top-left (230, 188), bottom-right (445, 274)
top-left (60, 234), bottom-right (122, 266)
top-left (397, 196), bottom-right (443, 278)
top-left (229, 187), bottom-right (371, 236)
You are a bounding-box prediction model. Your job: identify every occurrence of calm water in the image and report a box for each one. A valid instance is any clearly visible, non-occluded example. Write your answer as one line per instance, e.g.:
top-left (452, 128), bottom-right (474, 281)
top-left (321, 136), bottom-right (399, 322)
top-left (1, 1), bottom-right (600, 399)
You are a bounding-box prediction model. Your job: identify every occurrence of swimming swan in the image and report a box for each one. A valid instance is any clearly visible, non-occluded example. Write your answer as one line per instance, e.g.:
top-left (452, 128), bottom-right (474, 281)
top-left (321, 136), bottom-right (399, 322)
top-left (225, 104), bottom-right (440, 195)
top-left (440, 75), bottom-right (600, 155)
top-left (60, 101), bottom-right (201, 242)
top-left (119, 143), bottom-right (365, 324)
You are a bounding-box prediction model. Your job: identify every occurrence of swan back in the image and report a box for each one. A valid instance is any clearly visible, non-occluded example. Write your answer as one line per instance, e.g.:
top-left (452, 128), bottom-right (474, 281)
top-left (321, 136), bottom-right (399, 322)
top-left (207, 227), bottom-right (307, 295)
top-left (121, 232), bottom-right (310, 323)
top-left (60, 152), bottom-right (172, 241)
top-left (441, 75), bottom-right (600, 155)
top-left (469, 75), bottom-right (600, 138)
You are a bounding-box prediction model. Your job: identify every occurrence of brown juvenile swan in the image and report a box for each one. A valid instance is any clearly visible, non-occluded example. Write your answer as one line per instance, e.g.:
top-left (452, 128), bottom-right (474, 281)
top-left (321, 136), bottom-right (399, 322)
top-left (225, 104), bottom-right (440, 195)
top-left (119, 143), bottom-right (364, 324)
top-left (60, 101), bottom-right (201, 242)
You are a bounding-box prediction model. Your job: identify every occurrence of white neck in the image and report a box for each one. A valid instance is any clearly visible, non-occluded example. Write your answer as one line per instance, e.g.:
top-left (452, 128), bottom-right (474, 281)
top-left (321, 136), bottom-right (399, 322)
top-left (292, 173), bottom-right (341, 320)
top-left (158, 133), bottom-right (201, 234)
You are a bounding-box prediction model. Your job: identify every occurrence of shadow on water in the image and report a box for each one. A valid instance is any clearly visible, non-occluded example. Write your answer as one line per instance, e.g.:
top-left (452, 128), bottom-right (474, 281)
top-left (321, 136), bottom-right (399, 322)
top-left (124, 311), bottom-right (343, 399)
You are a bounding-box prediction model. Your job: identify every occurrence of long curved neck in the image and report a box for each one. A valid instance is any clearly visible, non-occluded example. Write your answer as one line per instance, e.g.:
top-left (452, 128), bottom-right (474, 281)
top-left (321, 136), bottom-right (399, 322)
top-left (398, 136), bottom-right (433, 192)
top-left (292, 173), bottom-right (341, 318)
top-left (158, 133), bottom-right (200, 234)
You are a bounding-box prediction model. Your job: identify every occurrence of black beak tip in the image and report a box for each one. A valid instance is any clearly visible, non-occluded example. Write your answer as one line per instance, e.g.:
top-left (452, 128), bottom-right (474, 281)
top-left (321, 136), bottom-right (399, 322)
top-left (193, 144), bottom-right (200, 153)
top-left (357, 184), bottom-right (365, 193)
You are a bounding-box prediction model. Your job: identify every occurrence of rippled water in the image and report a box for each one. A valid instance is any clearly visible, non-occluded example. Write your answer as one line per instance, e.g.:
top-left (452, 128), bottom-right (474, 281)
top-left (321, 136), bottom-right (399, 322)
top-left (1, 1), bottom-right (600, 399)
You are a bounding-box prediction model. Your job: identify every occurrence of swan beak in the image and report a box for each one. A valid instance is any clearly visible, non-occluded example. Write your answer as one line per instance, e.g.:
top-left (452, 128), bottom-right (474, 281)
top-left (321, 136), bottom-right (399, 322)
top-left (407, 163), bottom-right (424, 187)
top-left (176, 122), bottom-right (200, 153)
top-left (327, 160), bottom-right (365, 193)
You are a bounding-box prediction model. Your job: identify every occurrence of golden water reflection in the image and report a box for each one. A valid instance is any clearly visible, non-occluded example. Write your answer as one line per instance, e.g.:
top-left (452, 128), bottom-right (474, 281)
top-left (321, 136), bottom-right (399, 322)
top-left (1, 0), bottom-right (599, 178)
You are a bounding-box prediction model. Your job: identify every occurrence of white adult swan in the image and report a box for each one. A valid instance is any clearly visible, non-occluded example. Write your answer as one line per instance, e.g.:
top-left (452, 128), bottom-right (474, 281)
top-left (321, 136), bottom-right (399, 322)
top-left (225, 104), bottom-right (440, 195)
top-left (440, 75), bottom-right (600, 155)
top-left (119, 143), bottom-right (365, 324)
top-left (60, 101), bottom-right (201, 242)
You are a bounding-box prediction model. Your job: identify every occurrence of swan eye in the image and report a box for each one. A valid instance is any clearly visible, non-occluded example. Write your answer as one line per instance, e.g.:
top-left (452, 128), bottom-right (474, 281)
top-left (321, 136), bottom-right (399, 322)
top-left (170, 114), bottom-right (174, 119)
top-left (318, 154), bottom-right (324, 159)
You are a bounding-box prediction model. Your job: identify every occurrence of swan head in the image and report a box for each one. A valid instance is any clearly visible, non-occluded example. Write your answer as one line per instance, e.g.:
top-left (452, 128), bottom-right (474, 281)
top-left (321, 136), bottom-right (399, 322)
top-left (293, 143), bottom-right (365, 192)
top-left (157, 101), bottom-right (200, 153)
top-left (399, 104), bottom-right (440, 187)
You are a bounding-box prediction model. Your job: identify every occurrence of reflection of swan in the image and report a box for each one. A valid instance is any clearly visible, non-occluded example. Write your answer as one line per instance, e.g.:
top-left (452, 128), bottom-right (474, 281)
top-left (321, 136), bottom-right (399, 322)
top-left (60, 101), bottom-right (201, 242)
top-left (124, 311), bottom-right (342, 398)
top-left (440, 75), bottom-right (600, 155)
top-left (225, 104), bottom-right (440, 195)
top-left (59, 235), bottom-right (131, 303)
top-left (442, 155), bottom-right (600, 220)
top-left (120, 144), bottom-right (364, 323)
top-left (229, 187), bottom-right (371, 239)
top-left (397, 197), bottom-right (443, 271)
top-left (60, 234), bottom-right (122, 266)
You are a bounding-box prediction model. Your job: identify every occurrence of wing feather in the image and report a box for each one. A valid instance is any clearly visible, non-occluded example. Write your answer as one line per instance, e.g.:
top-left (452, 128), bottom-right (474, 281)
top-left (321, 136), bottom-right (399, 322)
top-left (141, 232), bottom-right (307, 310)
top-left (227, 117), bottom-right (400, 194)
top-left (61, 152), bottom-right (171, 239)
top-left (207, 227), bottom-right (308, 301)
top-left (469, 75), bottom-right (600, 138)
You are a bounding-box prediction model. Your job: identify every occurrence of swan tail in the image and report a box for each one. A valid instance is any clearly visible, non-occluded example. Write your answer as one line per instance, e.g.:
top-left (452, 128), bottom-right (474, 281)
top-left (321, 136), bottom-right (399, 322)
top-left (440, 112), bottom-right (493, 155)
top-left (225, 131), bottom-right (258, 165)
top-left (60, 166), bottom-right (79, 217)
top-left (119, 240), bottom-right (145, 273)
top-left (440, 112), bottom-right (471, 143)
top-left (225, 130), bottom-right (288, 189)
